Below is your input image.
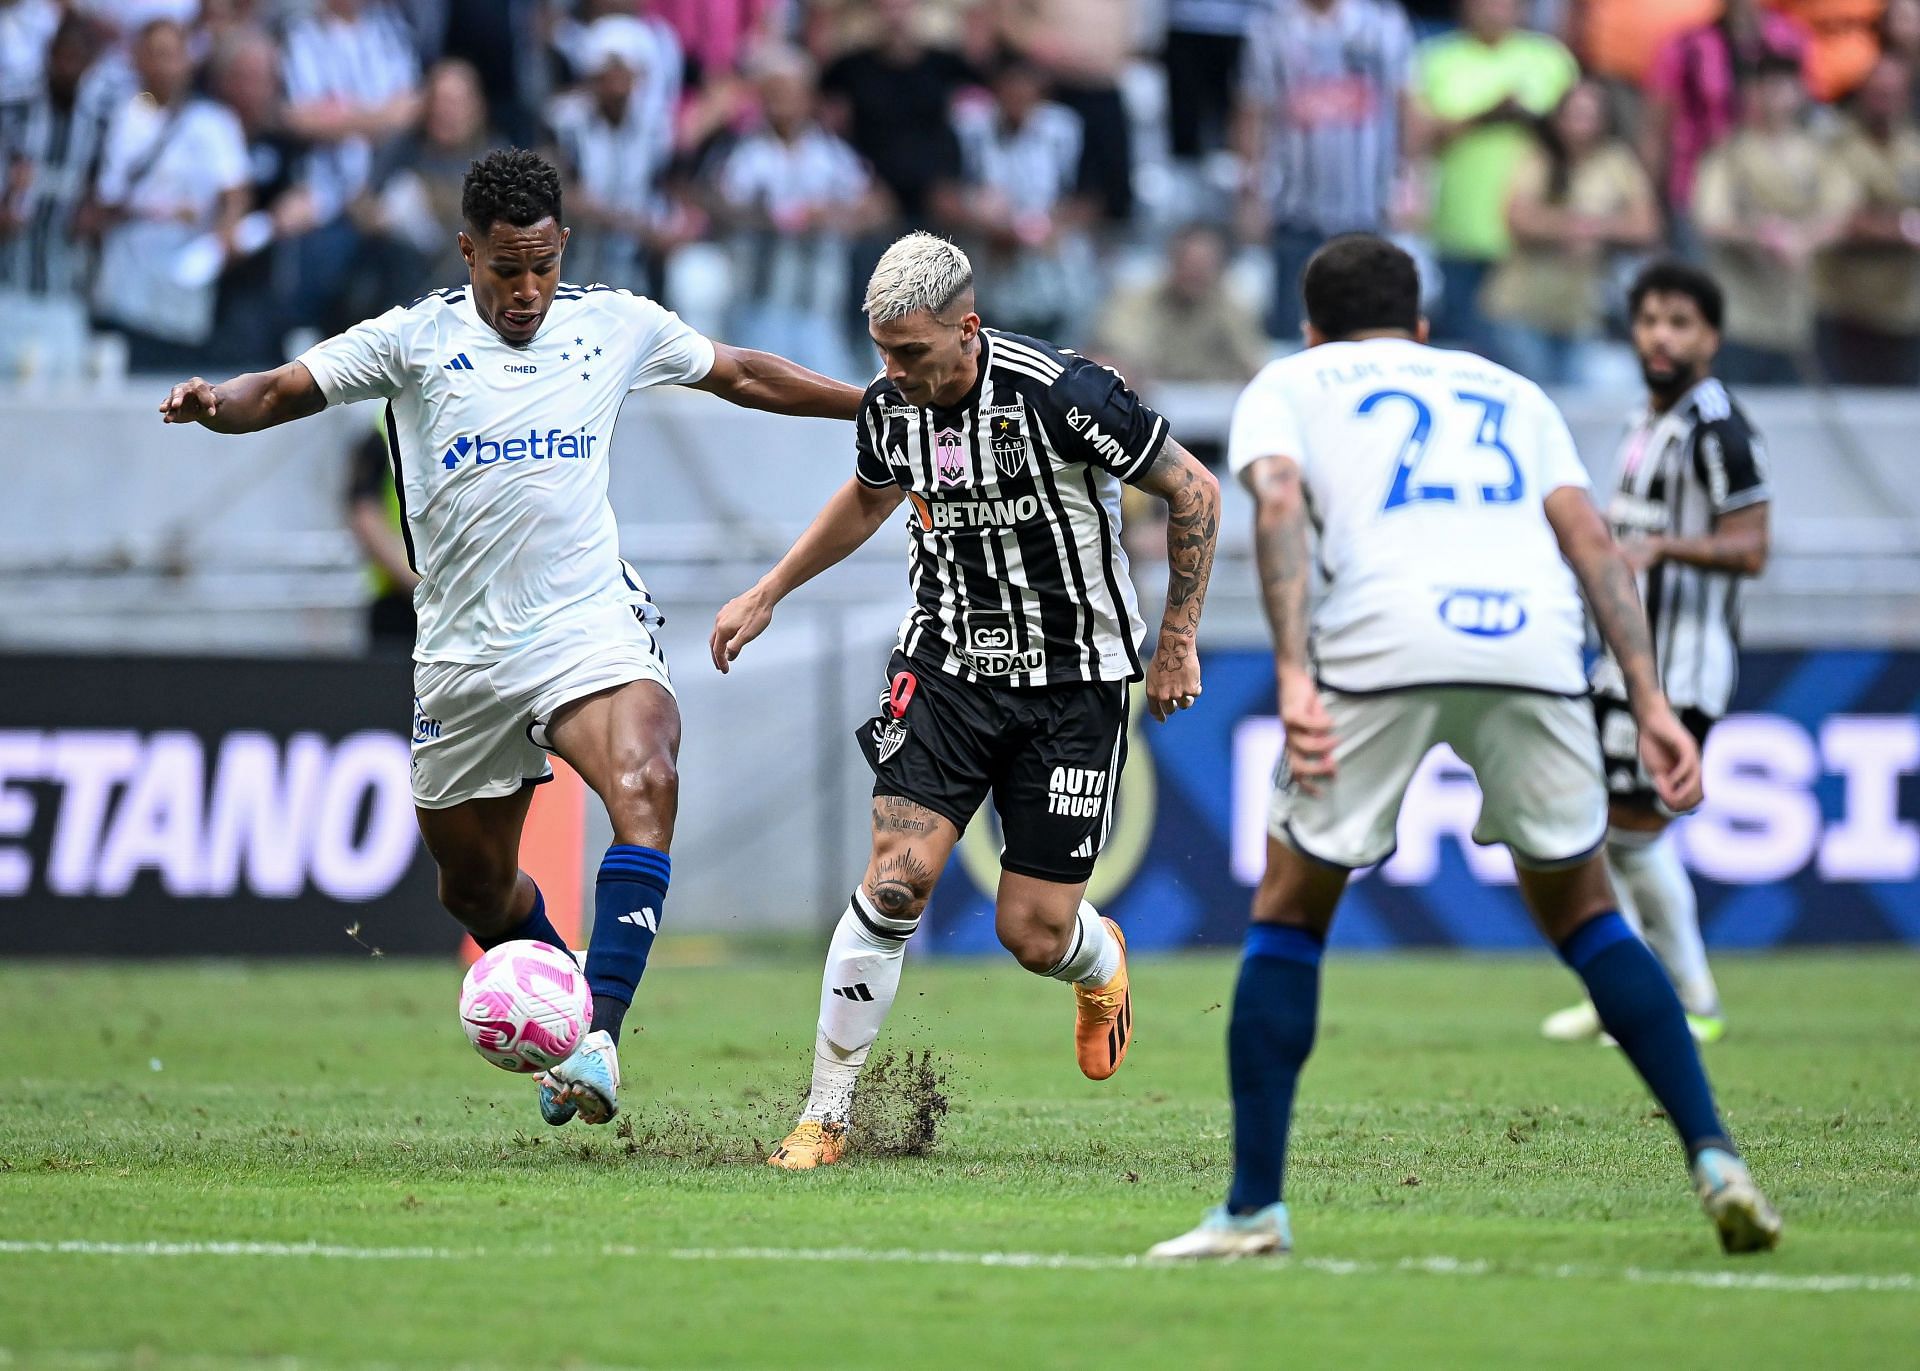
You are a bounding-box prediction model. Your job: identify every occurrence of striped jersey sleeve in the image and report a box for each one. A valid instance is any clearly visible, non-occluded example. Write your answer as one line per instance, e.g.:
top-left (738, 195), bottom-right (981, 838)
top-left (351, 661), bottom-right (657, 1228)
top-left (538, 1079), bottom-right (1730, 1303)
top-left (854, 380), bottom-right (896, 488)
top-left (1692, 414), bottom-right (1769, 516)
top-left (1045, 354), bottom-right (1167, 484)
top-left (996, 337), bottom-right (1167, 484)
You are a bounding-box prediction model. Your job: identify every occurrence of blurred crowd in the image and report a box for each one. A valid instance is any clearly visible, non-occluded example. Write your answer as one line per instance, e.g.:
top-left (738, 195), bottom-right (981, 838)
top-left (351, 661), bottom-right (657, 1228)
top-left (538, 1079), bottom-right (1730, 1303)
top-left (5, 0), bottom-right (1920, 388)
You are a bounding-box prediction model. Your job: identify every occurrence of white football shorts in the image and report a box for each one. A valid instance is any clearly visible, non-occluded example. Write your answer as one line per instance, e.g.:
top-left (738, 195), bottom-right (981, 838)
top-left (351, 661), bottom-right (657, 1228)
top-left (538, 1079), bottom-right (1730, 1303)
top-left (1270, 686), bottom-right (1608, 871)
top-left (409, 564), bottom-right (674, 809)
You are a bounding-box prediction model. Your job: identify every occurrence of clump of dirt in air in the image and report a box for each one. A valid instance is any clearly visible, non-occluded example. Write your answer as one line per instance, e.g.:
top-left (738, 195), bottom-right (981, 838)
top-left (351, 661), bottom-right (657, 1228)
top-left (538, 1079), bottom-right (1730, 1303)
top-left (847, 1048), bottom-right (952, 1158)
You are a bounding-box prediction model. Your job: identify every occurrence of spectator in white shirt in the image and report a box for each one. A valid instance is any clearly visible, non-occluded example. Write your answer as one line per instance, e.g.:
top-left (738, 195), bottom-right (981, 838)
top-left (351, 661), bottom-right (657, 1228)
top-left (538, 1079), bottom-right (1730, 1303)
top-left (552, 0), bottom-right (682, 145)
top-left (87, 16), bottom-right (249, 369)
top-left (717, 48), bottom-right (883, 378)
top-left (549, 15), bottom-right (693, 295)
top-left (937, 55), bottom-right (1098, 340)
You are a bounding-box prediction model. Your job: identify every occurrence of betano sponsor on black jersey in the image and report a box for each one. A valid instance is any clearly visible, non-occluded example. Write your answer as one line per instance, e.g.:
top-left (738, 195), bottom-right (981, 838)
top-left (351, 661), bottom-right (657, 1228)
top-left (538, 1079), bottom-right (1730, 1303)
top-left (1589, 377), bottom-right (1771, 717)
top-left (854, 330), bottom-right (1170, 687)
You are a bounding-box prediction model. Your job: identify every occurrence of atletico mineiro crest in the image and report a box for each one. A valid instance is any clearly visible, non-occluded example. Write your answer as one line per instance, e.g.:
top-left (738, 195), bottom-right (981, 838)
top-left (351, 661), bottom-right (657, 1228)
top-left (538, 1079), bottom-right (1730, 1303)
top-left (987, 404), bottom-right (1028, 478)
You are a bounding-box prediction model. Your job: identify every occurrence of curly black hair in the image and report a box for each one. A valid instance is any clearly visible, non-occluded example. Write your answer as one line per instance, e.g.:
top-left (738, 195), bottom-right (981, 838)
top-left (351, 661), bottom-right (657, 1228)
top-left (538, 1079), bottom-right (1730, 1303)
top-left (1302, 233), bottom-right (1421, 341)
top-left (460, 148), bottom-right (563, 236)
top-left (1628, 260), bottom-right (1724, 332)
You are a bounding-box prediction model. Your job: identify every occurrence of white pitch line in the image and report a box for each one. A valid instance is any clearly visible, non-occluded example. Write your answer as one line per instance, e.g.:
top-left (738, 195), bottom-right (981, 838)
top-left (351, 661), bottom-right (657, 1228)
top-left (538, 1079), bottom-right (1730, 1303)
top-left (0, 1348), bottom-right (670, 1371)
top-left (664, 1245), bottom-right (1918, 1294)
top-left (0, 1240), bottom-right (472, 1261)
top-left (0, 1239), bottom-right (1911, 1295)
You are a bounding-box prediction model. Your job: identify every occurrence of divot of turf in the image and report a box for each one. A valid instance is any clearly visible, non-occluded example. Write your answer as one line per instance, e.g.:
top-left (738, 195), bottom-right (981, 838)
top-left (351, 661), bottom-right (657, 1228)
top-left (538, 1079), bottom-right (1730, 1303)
top-left (850, 1049), bottom-right (953, 1158)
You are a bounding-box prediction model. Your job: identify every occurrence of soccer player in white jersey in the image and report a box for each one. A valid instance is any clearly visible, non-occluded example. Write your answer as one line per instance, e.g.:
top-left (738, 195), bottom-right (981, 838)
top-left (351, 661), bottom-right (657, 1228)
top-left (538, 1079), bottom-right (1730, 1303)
top-left (710, 232), bottom-right (1220, 1169)
top-left (159, 149), bottom-right (863, 1125)
top-left (1542, 262), bottom-right (1769, 1047)
top-left (1151, 235), bottom-right (1781, 1260)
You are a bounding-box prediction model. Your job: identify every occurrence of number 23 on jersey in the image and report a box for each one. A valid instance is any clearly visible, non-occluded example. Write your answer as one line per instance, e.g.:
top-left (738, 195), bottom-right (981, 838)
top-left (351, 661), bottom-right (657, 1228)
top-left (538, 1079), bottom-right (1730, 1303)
top-left (1357, 388), bottom-right (1525, 513)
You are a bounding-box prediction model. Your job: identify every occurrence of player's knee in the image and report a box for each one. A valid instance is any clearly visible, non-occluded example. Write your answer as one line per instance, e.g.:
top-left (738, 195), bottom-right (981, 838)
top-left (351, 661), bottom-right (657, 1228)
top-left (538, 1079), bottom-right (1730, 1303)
top-left (609, 748), bottom-right (678, 822)
top-left (996, 916), bottom-right (1069, 974)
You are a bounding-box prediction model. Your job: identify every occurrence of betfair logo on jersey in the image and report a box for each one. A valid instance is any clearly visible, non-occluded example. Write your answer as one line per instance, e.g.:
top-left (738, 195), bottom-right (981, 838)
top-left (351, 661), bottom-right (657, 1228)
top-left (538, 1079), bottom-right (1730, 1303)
top-left (1065, 407), bottom-right (1127, 466)
top-left (1047, 765), bottom-right (1107, 818)
top-left (441, 428), bottom-right (598, 471)
top-left (905, 492), bottom-right (1042, 530)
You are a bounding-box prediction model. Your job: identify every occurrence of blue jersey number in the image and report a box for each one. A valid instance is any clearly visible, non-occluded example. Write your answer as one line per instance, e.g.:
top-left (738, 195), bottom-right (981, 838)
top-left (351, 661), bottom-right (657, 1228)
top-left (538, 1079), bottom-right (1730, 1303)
top-left (1361, 388), bottom-right (1524, 511)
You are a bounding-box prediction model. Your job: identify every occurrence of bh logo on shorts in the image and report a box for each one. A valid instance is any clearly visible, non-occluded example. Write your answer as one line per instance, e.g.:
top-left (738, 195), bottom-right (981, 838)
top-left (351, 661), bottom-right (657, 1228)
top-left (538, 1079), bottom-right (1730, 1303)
top-left (1437, 589), bottom-right (1527, 638)
top-left (1047, 765), bottom-right (1107, 818)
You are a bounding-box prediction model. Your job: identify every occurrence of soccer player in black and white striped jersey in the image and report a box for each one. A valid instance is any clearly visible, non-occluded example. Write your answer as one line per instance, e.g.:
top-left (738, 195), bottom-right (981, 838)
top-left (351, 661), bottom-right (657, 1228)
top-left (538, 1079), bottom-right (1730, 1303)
top-left (1543, 261), bottom-right (1771, 1048)
top-left (711, 232), bottom-right (1222, 1169)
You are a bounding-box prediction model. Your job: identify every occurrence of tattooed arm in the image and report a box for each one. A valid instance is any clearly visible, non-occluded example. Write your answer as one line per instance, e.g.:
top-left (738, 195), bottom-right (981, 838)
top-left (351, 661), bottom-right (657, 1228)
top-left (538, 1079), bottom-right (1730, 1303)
top-left (1134, 439), bottom-right (1221, 722)
top-left (1545, 485), bottom-right (1704, 812)
top-left (1242, 452), bottom-right (1336, 795)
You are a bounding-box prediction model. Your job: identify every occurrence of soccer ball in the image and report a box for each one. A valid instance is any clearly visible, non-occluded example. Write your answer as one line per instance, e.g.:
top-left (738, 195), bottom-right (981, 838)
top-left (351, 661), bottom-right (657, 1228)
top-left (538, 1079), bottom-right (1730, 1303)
top-left (458, 940), bottom-right (590, 1073)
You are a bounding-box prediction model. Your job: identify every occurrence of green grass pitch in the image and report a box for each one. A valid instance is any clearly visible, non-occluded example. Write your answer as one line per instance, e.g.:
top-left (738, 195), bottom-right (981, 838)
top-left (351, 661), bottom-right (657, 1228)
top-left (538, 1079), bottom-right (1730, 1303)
top-left (1, 950), bottom-right (1915, 1369)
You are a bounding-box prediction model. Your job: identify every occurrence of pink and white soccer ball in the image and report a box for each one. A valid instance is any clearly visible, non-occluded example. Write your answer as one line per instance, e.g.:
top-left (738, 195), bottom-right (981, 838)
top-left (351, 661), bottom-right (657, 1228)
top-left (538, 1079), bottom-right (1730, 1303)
top-left (458, 940), bottom-right (590, 1073)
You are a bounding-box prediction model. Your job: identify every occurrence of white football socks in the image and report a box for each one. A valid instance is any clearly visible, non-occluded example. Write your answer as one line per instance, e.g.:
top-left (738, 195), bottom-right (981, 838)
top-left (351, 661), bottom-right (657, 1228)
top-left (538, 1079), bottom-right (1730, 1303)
top-left (1607, 827), bottom-right (1722, 1017)
top-left (801, 888), bottom-right (916, 1125)
top-left (1044, 901), bottom-right (1122, 987)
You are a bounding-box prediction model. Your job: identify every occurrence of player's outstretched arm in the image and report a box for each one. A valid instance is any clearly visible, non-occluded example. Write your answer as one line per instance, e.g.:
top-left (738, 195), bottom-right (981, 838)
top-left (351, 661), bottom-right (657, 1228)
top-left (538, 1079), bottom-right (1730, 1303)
top-left (1545, 485), bottom-right (1703, 812)
top-left (710, 477), bottom-right (905, 673)
top-left (1134, 439), bottom-right (1221, 722)
top-left (158, 362), bottom-right (326, 435)
top-left (1243, 452), bottom-right (1335, 795)
top-left (690, 343), bottom-right (866, 420)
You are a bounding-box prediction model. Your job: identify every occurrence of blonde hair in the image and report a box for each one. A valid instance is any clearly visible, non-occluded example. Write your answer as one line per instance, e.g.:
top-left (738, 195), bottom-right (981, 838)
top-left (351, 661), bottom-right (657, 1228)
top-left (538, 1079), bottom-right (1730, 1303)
top-left (864, 232), bottom-right (973, 324)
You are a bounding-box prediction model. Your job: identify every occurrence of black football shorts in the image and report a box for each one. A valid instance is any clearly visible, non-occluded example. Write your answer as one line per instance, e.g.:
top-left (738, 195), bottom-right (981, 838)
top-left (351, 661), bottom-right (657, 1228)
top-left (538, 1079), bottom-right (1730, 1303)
top-left (856, 650), bottom-right (1129, 883)
top-left (1593, 692), bottom-right (1715, 815)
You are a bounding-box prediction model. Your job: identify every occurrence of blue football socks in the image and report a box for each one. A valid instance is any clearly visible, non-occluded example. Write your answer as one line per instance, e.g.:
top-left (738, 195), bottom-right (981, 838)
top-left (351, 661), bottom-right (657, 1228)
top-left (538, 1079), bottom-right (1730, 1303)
top-left (1559, 912), bottom-right (1732, 1158)
top-left (1227, 923), bottom-right (1325, 1215)
top-left (587, 844), bottom-right (670, 1038)
top-left (473, 881), bottom-right (569, 956)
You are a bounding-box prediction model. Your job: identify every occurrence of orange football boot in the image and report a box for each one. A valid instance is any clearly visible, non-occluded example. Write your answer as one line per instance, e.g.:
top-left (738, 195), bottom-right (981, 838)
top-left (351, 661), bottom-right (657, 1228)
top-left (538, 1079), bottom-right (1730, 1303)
top-left (1073, 918), bottom-right (1132, 1080)
top-left (766, 1120), bottom-right (848, 1170)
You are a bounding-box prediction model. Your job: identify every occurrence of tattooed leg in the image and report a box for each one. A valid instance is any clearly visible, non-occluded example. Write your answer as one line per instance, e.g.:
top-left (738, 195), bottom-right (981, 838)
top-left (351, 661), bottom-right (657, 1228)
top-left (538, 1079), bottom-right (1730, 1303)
top-left (793, 798), bottom-right (959, 1128)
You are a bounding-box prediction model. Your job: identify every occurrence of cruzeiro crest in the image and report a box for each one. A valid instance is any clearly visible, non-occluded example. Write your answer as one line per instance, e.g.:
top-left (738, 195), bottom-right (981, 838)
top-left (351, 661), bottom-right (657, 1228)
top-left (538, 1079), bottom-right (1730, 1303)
top-left (986, 404), bottom-right (1028, 478)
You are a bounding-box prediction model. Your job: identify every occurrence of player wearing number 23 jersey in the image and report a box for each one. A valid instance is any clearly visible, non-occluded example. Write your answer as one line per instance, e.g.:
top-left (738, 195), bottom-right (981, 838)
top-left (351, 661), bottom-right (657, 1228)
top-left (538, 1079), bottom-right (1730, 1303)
top-left (1152, 235), bottom-right (1777, 1264)
top-left (1227, 332), bottom-right (1603, 868)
